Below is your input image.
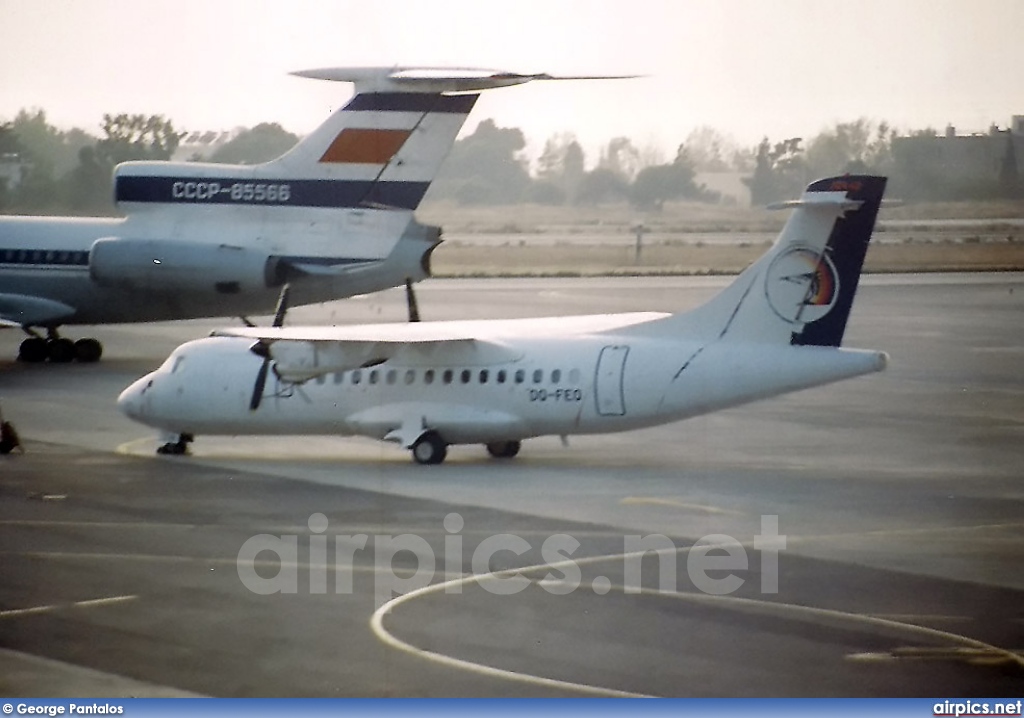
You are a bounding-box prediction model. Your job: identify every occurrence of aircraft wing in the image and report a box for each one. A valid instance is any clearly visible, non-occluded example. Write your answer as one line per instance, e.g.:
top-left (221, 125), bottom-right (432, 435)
top-left (0, 293), bottom-right (77, 328)
top-left (213, 312), bottom-right (666, 382)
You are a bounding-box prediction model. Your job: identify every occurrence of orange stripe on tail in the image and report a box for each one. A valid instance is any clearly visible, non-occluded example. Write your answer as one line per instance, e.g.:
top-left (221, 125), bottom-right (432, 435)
top-left (319, 128), bottom-right (412, 164)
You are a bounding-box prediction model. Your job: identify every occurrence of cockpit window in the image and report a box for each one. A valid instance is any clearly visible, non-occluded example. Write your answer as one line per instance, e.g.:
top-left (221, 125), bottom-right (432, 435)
top-left (158, 353), bottom-right (184, 373)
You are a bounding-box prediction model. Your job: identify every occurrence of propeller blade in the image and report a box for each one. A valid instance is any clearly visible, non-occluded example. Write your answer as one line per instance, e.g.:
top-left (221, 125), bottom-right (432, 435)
top-left (248, 286), bottom-right (289, 411)
top-left (250, 357), bottom-right (270, 411)
top-left (405, 278), bottom-right (421, 323)
top-left (272, 283), bottom-right (291, 328)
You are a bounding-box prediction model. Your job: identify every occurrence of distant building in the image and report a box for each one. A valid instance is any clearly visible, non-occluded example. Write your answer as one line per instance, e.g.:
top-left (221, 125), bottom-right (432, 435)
top-left (172, 129), bottom-right (241, 161)
top-left (892, 116), bottom-right (1023, 192)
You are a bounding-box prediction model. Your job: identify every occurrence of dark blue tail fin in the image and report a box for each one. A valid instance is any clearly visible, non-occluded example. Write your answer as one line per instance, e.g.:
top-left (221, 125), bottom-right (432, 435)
top-left (790, 175), bottom-right (887, 347)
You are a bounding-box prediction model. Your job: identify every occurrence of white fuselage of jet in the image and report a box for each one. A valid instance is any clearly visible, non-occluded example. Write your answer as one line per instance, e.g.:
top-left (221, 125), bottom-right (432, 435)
top-left (0, 208), bottom-right (424, 325)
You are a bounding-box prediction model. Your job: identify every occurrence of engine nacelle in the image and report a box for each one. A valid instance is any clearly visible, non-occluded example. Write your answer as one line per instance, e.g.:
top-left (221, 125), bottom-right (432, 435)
top-left (89, 238), bottom-right (284, 294)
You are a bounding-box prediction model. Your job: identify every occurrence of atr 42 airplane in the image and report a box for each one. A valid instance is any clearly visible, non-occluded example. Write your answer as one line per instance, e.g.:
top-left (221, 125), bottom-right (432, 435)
top-left (119, 175), bottom-right (888, 463)
top-left (1, 67), bottom-right (618, 363)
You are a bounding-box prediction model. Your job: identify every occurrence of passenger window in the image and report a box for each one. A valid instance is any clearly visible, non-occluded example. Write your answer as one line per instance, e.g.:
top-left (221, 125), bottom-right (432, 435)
top-left (315, 374), bottom-right (325, 385)
top-left (479, 369), bottom-right (488, 384)
top-left (334, 371), bottom-right (343, 385)
top-left (405, 369), bottom-right (415, 385)
top-left (424, 369), bottom-right (435, 385)
top-left (497, 369), bottom-right (507, 384)
top-left (443, 369), bottom-right (453, 385)
top-left (351, 370), bottom-right (362, 385)
top-left (533, 369), bottom-right (543, 384)
top-left (369, 370), bottom-right (379, 385)
top-left (551, 369), bottom-right (561, 384)
top-left (386, 369), bottom-right (397, 385)
top-left (460, 369), bottom-right (471, 384)
top-left (514, 369), bottom-right (525, 384)
top-left (569, 369), bottom-right (581, 384)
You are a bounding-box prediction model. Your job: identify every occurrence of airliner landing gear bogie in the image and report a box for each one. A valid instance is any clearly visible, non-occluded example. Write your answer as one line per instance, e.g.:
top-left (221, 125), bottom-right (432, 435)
top-left (157, 433), bottom-right (194, 456)
top-left (411, 432), bottom-right (447, 465)
top-left (18, 331), bottom-right (103, 363)
top-left (485, 440), bottom-right (521, 459)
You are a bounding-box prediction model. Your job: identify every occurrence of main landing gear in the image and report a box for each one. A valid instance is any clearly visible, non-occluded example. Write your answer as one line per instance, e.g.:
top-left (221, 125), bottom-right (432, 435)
top-left (411, 431), bottom-right (447, 465)
top-left (485, 440), bottom-right (521, 459)
top-left (409, 434), bottom-right (523, 465)
top-left (157, 433), bottom-right (194, 456)
top-left (18, 328), bottom-right (103, 364)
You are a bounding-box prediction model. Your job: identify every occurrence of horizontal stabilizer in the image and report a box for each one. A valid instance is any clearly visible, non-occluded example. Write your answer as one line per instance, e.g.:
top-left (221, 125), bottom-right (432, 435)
top-left (291, 66), bottom-right (637, 93)
top-left (766, 198), bottom-right (863, 211)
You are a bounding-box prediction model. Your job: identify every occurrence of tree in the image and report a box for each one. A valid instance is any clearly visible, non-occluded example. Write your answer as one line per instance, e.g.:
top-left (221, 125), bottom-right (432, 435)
top-left (7, 110), bottom-right (97, 212)
top-left (427, 119), bottom-right (532, 204)
top-left (534, 132), bottom-right (586, 203)
top-left (743, 137), bottom-right (805, 206)
top-left (597, 136), bottom-right (641, 181)
top-left (61, 145), bottom-right (111, 211)
top-left (629, 145), bottom-right (701, 209)
top-left (95, 113), bottom-right (183, 167)
top-left (11, 109), bottom-right (93, 177)
top-left (804, 119), bottom-right (894, 178)
top-left (0, 122), bottom-right (19, 154)
top-left (575, 167), bottom-right (629, 205)
top-left (0, 123), bottom-right (20, 210)
top-left (208, 123), bottom-right (298, 164)
top-left (682, 126), bottom-right (735, 172)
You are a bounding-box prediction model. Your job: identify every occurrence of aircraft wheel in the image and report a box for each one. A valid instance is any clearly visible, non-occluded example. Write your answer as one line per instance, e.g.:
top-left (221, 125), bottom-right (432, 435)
top-left (411, 432), bottom-right (447, 465)
top-left (74, 338), bottom-right (103, 363)
top-left (18, 337), bottom-right (47, 363)
top-left (157, 433), bottom-right (193, 456)
top-left (46, 338), bottom-right (76, 363)
top-left (485, 440), bottom-right (521, 459)
top-left (157, 441), bottom-right (187, 456)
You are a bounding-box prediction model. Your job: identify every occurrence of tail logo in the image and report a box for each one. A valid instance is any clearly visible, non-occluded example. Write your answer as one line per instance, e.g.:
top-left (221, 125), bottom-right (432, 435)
top-left (764, 247), bottom-right (840, 325)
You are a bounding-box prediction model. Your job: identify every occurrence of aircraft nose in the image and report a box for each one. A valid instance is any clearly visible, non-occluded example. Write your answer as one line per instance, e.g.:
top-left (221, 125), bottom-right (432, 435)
top-left (117, 376), bottom-right (151, 419)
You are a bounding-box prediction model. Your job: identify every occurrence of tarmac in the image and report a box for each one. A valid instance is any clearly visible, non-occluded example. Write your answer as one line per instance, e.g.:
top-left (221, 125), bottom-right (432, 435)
top-left (1, 274), bottom-right (1022, 697)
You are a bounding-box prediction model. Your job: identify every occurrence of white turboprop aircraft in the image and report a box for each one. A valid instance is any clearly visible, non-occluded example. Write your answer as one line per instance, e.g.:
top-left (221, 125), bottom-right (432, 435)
top-left (119, 175), bottom-right (888, 462)
top-left (1, 67), bottom-right (619, 363)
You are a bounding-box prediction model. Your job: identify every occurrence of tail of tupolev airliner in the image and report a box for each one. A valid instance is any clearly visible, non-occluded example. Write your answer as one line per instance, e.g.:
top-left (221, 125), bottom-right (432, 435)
top-left (112, 68), bottom-right (486, 213)
top-left (113, 67), bottom-right (631, 214)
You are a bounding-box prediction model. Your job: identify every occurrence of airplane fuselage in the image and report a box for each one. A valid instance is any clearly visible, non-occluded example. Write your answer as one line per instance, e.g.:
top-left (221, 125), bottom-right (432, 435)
top-left (119, 323), bottom-right (886, 445)
top-left (0, 206), bottom-right (429, 325)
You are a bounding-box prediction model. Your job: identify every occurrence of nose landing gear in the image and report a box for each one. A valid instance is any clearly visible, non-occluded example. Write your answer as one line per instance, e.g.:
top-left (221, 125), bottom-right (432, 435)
top-left (157, 433), bottom-right (194, 456)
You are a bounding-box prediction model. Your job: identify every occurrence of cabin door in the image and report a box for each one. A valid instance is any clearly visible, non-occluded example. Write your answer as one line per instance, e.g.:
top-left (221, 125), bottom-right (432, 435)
top-left (594, 345), bottom-right (629, 416)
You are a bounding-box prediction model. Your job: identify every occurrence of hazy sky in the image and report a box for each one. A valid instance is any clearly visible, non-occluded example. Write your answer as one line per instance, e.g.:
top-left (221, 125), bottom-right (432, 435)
top-left (2, 0), bottom-right (1022, 162)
